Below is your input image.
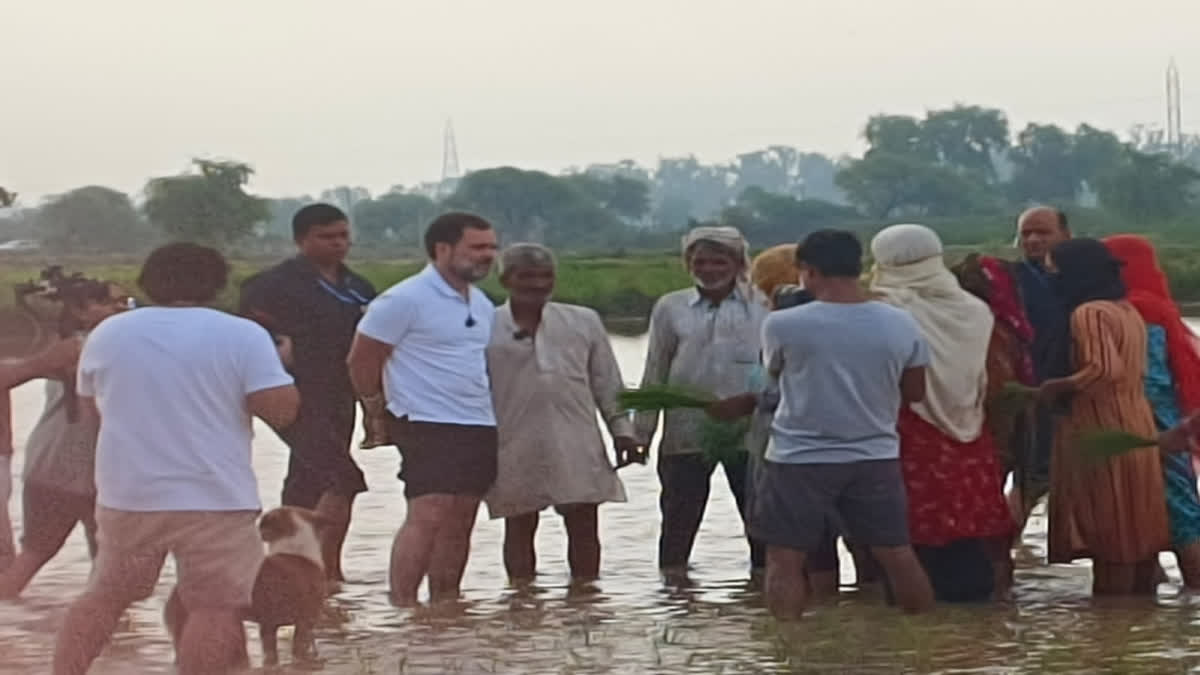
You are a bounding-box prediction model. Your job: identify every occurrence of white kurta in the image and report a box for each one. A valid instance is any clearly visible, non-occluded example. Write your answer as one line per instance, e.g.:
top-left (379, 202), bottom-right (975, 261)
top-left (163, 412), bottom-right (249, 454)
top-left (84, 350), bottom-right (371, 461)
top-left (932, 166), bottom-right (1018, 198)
top-left (484, 302), bottom-right (633, 519)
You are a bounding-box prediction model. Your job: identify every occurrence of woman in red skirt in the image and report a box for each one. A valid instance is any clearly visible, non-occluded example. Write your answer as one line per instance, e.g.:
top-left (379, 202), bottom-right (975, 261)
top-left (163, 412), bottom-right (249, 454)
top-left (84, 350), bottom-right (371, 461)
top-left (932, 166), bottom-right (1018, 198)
top-left (870, 224), bottom-right (1015, 602)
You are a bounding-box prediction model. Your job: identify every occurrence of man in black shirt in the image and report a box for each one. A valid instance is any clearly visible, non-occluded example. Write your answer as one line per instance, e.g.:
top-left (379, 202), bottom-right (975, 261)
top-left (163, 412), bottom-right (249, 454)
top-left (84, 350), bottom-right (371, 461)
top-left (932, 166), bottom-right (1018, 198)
top-left (240, 203), bottom-right (376, 584)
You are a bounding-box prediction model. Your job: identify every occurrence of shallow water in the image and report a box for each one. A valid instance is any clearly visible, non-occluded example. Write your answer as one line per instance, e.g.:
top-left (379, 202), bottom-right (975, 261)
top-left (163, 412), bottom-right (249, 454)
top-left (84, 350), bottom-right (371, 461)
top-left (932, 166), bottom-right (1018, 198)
top-left (3, 334), bottom-right (1200, 673)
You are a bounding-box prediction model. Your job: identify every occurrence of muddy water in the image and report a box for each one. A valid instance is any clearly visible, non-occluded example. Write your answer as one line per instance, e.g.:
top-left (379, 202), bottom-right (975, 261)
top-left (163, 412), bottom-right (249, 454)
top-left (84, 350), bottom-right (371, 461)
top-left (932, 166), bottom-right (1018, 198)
top-left (3, 334), bottom-right (1200, 673)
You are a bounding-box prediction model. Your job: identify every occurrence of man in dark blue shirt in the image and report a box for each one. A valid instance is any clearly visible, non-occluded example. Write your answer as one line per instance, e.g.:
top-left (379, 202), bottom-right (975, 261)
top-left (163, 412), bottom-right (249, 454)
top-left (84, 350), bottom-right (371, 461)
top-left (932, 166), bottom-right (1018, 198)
top-left (240, 203), bottom-right (376, 584)
top-left (1009, 205), bottom-right (1071, 535)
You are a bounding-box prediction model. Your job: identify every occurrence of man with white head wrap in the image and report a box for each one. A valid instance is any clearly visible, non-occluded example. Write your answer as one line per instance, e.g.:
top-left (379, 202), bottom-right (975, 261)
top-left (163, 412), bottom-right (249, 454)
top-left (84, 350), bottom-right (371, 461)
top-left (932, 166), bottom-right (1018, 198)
top-left (636, 225), bottom-right (767, 582)
top-left (484, 243), bottom-right (638, 585)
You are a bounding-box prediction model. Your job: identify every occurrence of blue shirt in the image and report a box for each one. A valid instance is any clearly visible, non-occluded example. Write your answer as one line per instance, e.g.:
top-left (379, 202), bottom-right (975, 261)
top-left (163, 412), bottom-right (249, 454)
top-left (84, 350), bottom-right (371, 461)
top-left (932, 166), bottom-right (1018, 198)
top-left (763, 301), bottom-right (929, 464)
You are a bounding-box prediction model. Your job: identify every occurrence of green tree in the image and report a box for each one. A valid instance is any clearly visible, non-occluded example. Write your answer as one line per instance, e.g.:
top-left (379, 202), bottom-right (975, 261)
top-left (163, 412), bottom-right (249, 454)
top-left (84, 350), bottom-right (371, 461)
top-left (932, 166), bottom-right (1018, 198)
top-left (652, 156), bottom-right (736, 222)
top-left (1095, 150), bottom-right (1200, 223)
top-left (835, 152), bottom-right (983, 219)
top-left (1008, 123), bottom-right (1079, 204)
top-left (0, 187), bottom-right (16, 208)
top-left (352, 191), bottom-right (440, 245)
top-left (920, 105), bottom-right (1009, 180)
top-left (35, 186), bottom-right (151, 253)
top-left (563, 173), bottom-right (650, 223)
top-left (864, 115), bottom-right (931, 160)
top-left (143, 159), bottom-right (269, 247)
top-left (445, 167), bottom-right (625, 248)
top-left (719, 187), bottom-right (858, 245)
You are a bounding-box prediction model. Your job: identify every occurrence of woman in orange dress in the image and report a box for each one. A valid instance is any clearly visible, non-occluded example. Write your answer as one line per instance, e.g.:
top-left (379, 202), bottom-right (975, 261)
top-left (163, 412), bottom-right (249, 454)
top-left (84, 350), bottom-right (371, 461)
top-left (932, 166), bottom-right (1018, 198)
top-left (1039, 238), bottom-right (1169, 595)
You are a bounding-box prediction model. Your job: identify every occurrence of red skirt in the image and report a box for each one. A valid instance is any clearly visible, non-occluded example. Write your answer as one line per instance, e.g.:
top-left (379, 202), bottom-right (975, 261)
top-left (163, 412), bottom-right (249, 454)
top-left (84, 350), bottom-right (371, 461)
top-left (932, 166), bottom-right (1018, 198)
top-left (898, 408), bottom-right (1014, 547)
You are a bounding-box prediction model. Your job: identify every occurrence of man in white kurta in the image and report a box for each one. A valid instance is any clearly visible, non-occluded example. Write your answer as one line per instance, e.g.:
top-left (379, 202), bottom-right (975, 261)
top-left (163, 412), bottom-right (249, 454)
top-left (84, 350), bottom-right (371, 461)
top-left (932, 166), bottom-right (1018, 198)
top-left (485, 243), bottom-right (639, 584)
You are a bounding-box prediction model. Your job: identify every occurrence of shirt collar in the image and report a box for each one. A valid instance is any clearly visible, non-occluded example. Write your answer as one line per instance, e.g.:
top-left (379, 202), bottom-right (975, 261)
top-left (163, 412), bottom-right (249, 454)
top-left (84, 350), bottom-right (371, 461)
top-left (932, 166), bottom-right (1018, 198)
top-left (291, 255), bottom-right (350, 285)
top-left (421, 263), bottom-right (470, 300)
top-left (687, 285), bottom-right (744, 307)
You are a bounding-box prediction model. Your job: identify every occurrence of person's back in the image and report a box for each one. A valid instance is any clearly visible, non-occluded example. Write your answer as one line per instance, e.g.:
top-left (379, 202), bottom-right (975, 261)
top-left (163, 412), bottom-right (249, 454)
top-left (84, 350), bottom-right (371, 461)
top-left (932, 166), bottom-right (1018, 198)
top-left (745, 229), bottom-right (934, 620)
top-left (82, 306), bottom-right (287, 511)
top-left (766, 300), bottom-right (924, 463)
top-left (55, 243), bottom-right (298, 675)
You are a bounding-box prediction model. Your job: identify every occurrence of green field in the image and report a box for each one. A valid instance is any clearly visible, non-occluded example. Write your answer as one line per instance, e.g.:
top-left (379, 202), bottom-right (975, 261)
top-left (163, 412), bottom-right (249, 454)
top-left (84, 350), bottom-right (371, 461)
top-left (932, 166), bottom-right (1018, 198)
top-left (0, 253), bottom-right (691, 321)
top-left (4, 244), bottom-right (1200, 323)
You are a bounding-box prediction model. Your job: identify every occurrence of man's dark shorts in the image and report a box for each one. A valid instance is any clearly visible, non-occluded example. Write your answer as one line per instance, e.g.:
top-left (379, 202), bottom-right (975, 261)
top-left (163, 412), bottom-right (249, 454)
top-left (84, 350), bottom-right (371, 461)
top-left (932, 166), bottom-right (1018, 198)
top-left (22, 482), bottom-right (97, 557)
top-left (751, 458), bottom-right (910, 552)
top-left (280, 398), bottom-right (367, 509)
top-left (388, 416), bottom-right (498, 499)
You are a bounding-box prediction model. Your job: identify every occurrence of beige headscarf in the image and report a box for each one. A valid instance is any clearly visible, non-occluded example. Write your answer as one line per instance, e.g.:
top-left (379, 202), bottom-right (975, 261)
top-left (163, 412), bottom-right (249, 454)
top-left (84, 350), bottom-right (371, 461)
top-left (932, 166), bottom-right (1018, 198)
top-left (682, 226), bottom-right (759, 300)
top-left (870, 224), bottom-right (994, 443)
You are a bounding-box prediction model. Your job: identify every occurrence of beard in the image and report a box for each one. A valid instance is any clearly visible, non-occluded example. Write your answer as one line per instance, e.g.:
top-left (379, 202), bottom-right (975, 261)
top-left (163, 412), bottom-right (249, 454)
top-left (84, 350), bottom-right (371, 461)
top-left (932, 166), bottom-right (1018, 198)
top-left (452, 259), bottom-right (492, 283)
top-left (692, 273), bottom-right (736, 291)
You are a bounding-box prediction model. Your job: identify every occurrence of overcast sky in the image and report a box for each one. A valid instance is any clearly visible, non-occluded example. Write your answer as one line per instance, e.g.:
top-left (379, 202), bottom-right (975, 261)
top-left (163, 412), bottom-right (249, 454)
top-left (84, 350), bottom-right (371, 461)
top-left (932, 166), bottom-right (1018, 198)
top-left (4, 0), bottom-right (1199, 201)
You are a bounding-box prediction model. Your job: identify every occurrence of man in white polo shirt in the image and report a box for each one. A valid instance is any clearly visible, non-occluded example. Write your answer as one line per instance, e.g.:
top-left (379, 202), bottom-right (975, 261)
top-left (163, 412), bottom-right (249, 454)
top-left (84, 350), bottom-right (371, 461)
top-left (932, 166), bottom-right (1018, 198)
top-left (348, 212), bottom-right (498, 606)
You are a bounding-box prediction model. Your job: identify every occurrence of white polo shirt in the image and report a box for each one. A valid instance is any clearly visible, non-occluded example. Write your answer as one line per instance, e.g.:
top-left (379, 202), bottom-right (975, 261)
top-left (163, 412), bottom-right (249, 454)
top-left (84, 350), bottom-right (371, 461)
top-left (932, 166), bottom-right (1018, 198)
top-left (358, 264), bottom-right (496, 426)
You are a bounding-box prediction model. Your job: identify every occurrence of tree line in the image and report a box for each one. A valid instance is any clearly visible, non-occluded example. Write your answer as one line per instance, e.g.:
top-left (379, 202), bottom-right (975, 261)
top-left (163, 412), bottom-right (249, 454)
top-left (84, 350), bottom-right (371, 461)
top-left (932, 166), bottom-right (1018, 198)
top-left (3, 102), bottom-right (1200, 255)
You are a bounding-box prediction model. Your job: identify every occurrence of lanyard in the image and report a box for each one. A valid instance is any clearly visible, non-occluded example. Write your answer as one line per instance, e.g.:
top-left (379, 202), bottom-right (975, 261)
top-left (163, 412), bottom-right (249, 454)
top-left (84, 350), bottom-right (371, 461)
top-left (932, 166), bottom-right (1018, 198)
top-left (317, 278), bottom-right (370, 306)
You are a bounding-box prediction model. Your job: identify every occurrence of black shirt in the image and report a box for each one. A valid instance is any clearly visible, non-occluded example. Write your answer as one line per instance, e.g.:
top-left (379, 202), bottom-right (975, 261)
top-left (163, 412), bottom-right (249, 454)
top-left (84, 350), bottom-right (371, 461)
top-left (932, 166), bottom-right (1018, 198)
top-left (239, 256), bottom-right (376, 402)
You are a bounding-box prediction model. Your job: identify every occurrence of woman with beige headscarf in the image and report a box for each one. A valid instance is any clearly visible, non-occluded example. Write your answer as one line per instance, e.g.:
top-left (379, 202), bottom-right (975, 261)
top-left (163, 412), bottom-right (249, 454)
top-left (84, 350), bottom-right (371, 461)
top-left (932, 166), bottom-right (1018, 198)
top-left (870, 224), bottom-right (1013, 602)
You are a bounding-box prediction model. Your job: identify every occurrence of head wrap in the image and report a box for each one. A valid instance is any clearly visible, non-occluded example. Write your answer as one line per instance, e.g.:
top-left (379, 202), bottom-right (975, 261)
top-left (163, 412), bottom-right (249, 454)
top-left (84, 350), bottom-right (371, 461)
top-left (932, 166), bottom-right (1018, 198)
top-left (1105, 234), bottom-right (1200, 415)
top-left (1050, 238), bottom-right (1126, 312)
top-left (870, 224), bottom-right (994, 442)
top-left (750, 243), bottom-right (799, 299)
top-left (682, 225), bottom-right (758, 300)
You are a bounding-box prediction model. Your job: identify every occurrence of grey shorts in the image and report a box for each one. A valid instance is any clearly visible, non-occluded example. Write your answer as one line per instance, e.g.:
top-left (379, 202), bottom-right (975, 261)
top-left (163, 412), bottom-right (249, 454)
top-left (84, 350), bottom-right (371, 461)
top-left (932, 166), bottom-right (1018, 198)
top-left (750, 459), bottom-right (910, 552)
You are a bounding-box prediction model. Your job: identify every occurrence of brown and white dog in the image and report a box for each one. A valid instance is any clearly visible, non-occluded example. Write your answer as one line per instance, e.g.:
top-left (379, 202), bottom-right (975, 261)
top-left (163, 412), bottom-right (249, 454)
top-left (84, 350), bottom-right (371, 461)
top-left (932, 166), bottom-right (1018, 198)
top-left (164, 506), bottom-right (331, 667)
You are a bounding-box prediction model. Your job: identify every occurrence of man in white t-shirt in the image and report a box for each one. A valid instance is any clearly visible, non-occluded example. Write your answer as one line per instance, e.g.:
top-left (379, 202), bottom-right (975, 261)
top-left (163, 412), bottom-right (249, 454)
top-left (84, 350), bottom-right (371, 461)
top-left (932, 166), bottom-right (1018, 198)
top-left (53, 244), bottom-right (299, 675)
top-left (348, 212), bottom-right (498, 606)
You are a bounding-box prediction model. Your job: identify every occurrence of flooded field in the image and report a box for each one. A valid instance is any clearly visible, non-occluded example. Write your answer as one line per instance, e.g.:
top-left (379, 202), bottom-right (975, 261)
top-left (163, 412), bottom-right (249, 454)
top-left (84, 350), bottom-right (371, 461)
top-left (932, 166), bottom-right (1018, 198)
top-left (4, 334), bottom-right (1200, 673)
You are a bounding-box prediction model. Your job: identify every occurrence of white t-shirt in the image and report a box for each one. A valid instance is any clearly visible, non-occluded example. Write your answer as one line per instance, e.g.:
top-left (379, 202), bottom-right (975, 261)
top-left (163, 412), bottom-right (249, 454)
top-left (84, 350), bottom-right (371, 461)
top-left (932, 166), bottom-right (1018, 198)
top-left (357, 264), bottom-right (496, 426)
top-left (77, 306), bottom-right (294, 511)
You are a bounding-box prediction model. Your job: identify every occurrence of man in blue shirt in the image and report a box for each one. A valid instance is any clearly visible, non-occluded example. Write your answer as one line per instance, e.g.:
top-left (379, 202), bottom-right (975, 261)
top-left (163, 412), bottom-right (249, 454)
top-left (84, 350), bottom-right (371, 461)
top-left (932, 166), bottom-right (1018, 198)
top-left (712, 230), bottom-right (935, 619)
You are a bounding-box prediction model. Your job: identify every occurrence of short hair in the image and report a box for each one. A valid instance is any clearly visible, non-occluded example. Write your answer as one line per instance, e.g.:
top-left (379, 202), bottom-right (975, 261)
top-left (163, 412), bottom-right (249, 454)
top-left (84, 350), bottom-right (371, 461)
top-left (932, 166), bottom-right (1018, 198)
top-left (498, 243), bottom-right (556, 277)
top-left (137, 243), bottom-right (230, 305)
top-left (292, 203), bottom-right (348, 239)
top-left (423, 212), bottom-right (493, 259)
top-left (1016, 206), bottom-right (1070, 232)
top-left (794, 229), bottom-right (863, 278)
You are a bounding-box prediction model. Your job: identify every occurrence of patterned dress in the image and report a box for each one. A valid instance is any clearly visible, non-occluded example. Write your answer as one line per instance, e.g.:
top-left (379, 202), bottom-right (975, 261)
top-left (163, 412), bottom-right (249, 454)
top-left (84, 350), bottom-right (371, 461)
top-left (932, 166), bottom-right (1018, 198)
top-left (1048, 301), bottom-right (1169, 564)
top-left (1143, 324), bottom-right (1200, 549)
top-left (898, 409), bottom-right (1014, 547)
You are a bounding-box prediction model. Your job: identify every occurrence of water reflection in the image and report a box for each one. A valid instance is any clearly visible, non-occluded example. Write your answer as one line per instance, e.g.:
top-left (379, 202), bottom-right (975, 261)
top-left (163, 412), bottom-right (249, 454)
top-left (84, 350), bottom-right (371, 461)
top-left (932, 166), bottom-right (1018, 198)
top-left (2, 333), bottom-right (1200, 673)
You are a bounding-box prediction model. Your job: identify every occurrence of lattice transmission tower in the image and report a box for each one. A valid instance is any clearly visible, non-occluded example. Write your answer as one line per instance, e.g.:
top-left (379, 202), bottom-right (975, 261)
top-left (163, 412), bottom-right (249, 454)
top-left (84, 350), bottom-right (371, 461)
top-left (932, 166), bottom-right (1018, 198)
top-left (440, 119), bottom-right (461, 197)
top-left (1167, 58), bottom-right (1183, 158)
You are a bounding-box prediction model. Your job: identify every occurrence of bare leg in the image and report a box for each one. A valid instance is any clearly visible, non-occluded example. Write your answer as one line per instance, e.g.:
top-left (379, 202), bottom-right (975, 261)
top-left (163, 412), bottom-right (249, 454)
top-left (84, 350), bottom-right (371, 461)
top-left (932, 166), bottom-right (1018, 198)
top-left (503, 512), bottom-right (540, 583)
top-left (390, 494), bottom-right (454, 606)
top-left (314, 492), bottom-right (354, 583)
top-left (52, 552), bottom-right (163, 675)
top-left (175, 608), bottom-right (248, 675)
top-left (560, 504), bottom-right (600, 582)
top-left (871, 545), bottom-right (935, 614)
top-left (1093, 560), bottom-right (1136, 595)
top-left (0, 549), bottom-right (54, 599)
top-left (1176, 542), bottom-right (1200, 590)
top-left (259, 624), bottom-right (280, 667)
top-left (766, 546), bottom-right (809, 620)
top-left (427, 496), bottom-right (480, 603)
top-left (292, 619), bottom-right (319, 662)
top-left (807, 570), bottom-right (838, 599)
